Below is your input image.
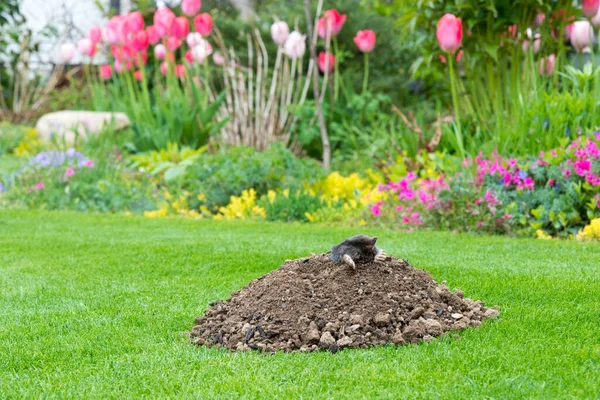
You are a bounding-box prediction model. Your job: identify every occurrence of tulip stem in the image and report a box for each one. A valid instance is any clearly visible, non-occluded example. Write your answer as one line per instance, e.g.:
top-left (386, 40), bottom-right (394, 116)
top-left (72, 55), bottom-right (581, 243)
top-left (362, 53), bottom-right (369, 96)
top-left (448, 55), bottom-right (465, 158)
top-left (333, 38), bottom-right (339, 101)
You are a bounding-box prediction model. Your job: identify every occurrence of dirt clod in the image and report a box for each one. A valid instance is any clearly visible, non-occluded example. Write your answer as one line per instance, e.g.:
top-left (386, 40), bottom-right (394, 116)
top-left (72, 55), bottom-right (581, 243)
top-left (189, 253), bottom-right (499, 353)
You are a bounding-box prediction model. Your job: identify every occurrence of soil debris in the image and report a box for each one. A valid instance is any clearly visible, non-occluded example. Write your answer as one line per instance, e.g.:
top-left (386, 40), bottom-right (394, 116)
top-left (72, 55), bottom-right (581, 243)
top-left (189, 253), bottom-right (498, 352)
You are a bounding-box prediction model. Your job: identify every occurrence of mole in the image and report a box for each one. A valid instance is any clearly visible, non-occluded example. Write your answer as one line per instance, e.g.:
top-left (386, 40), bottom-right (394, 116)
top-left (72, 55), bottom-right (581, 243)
top-left (329, 234), bottom-right (387, 269)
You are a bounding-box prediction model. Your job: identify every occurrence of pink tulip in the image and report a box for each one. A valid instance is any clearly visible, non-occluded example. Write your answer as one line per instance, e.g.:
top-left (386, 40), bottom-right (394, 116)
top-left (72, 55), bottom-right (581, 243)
top-left (436, 13), bottom-right (462, 53)
top-left (89, 26), bottom-right (102, 43)
top-left (125, 11), bottom-right (145, 34)
top-left (78, 38), bottom-right (95, 57)
top-left (194, 13), bottom-right (213, 36)
top-left (146, 26), bottom-right (160, 44)
top-left (172, 17), bottom-right (190, 39)
top-left (185, 50), bottom-right (194, 63)
top-left (318, 51), bottom-right (335, 73)
top-left (271, 21), bottom-right (289, 45)
top-left (167, 36), bottom-right (182, 51)
top-left (570, 20), bottom-right (595, 52)
top-left (154, 44), bottom-right (167, 59)
top-left (99, 64), bottom-right (113, 80)
top-left (182, 0), bottom-right (201, 16)
top-left (593, 8), bottom-right (600, 27)
top-left (439, 49), bottom-right (463, 64)
top-left (539, 54), bottom-right (556, 76)
top-left (522, 30), bottom-right (541, 53)
top-left (316, 9), bottom-right (347, 39)
top-left (535, 13), bottom-right (546, 27)
top-left (175, 64), bottom-right (186, 78)
top-left (213, 52), bottom-right (225, 66)
top-left (154, 7), bottom-right (176, 38)
top-left (132, 31), bottom-right (149, 51)
top-left (60, 43), bottom-right (76, 62)
top-left (283, 31), bottom-right (306, 58)
top-left (191, 40), bottom-right (212, 63)
top-left (134, 70), bottom-right (143, 81)
top-left (160, 62), bottom-right (169, 76)
top-left (135, 51), bottom-right (148, 66)
top-left (186, 32), bottom-right (203, 48)
top-left (353, 30), bottom-right (376, 53)
top-left (114, 60), bottom-right (125, 73)
top-left (103, 25), bottom-right (119, 45)
top-left (583, 0), bottom-right (599, 18)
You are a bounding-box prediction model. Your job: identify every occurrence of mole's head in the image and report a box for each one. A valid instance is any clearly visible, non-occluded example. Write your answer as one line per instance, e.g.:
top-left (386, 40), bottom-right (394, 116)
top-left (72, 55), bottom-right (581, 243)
top-left (345, 234), bottom-right (378, 250)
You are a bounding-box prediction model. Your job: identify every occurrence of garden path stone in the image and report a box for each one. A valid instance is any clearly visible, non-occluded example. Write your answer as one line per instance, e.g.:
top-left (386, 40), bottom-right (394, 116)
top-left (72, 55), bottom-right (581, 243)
top-left (35, 111), bottom-right (130, 143)
top-left (190, 253), bottom-right (499, 353)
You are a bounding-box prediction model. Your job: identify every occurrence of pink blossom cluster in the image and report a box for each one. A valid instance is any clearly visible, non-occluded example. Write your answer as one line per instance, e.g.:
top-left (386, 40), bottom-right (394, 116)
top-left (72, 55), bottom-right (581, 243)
top-left (372, 172), bottom-right (449, 225)
top-left (563, 134), bottom-right (600, 186)
top-left (469, 152), bottom-right (535, 191)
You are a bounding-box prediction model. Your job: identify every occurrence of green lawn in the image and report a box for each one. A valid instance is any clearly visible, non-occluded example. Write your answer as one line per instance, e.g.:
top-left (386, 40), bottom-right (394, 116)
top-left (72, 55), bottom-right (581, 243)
top-left (1, 210), bottom-right (599, 399)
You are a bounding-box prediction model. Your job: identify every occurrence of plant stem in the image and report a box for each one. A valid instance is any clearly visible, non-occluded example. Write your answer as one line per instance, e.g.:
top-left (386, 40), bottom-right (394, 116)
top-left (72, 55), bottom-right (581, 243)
top-left (448, 55), bottom-right (465, 158)
top-left (362, 53), bottom-right (369, 95)
top-left (333, 37), bottom-right (339, 101)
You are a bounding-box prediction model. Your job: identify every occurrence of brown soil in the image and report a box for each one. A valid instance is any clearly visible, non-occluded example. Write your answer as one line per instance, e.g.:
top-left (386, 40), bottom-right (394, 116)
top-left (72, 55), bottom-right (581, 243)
top-left (189, 253), bottom-right (499, 353)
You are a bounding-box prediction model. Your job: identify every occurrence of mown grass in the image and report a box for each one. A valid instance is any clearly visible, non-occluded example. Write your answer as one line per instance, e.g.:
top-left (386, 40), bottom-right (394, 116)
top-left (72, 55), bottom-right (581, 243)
top-left (0, 210), bottom-right (599, 399)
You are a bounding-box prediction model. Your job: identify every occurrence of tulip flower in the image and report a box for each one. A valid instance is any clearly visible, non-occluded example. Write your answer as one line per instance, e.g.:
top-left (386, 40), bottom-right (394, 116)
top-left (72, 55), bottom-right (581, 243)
top-left (146, 26), bottom-right (161, 44)
top-left (271, 21), bottom-right (289, 46)
top-left (60, 42), bottom-right (76, 62)
top-left (89, 26), bottom-right (102, 44)
top-left (185, 50), bottom-right (194, 63)
top-left (103, 25), bottom-right (119, 45)
top-left (175, 64), bottom-right (186, 78)
top-left (318, 52), bottom-right (335, 73)
top-left (317, 9), bottom-right (347, 39)
top-left (114, 60), bottom-right (125, 73)
top-left (592, 8), bottom-right (600, 27)
top-left (213, 52), bottom-right (225, 66)
top-left (154, 44), bottom-right (167, 59)
top-left (172, 17), bottom-right (190, 39)
top-left (167, 36), bottom-right (182, 51)
top-left (353, 30), bottom-right (376, 53)
top-left (522, 29), bottom-right (541, 53)
top-left (570, 20), bottom-right (595, 52)
top-left (154, 7), bottom-right (176, 38)
top-left (583, 0), bottom-right (600, 18)
top-left (194, 13), bottom-right (213, 36)
top-left (182, 0), bottom-right (201, 16)
top-left (134, 70), bottom-right (143, 81)
top-left (436, 13), bottom-right (462, 53)
top-left (78, 38), bottom-right (95, 57)
top-left (283, 31), bottom-right (306, 59)
top-left (187, 32), bottom-right (202, 48)
top-left (125, 11), bottom-right (145, 34)
top-left (99, 64), bottom-right (113, 80)
top-left (132, 31), bottom-right (149, 51)
top-left (539, 54), bottom-right (556, 76)
top-left (191, 40), bottom-right (213, 62)
top-left (160, 62), bottom-right (169, 76)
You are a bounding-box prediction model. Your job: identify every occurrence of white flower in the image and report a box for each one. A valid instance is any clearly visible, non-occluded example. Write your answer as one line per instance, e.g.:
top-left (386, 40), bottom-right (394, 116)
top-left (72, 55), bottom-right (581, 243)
top-left (192, 39), bottom-right (213, 63)
top-left (283, 31), bottom-right (306, 59)
top-left (271, 21), bottom-right (289, 46)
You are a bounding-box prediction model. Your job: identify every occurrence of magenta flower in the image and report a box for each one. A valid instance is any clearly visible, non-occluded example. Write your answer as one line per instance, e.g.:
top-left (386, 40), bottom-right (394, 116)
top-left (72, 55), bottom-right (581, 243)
top-left (85, 160), bottom-right (95, 168)
top-left (65, 168), bottom-right (75, 178)
top-left (36, 182), bottom-right (44, 190)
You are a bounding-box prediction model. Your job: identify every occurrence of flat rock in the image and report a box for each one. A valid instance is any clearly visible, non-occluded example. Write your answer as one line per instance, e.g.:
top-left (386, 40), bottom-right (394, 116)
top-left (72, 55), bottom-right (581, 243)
top-left (36, 110), bottom-right (130, 143)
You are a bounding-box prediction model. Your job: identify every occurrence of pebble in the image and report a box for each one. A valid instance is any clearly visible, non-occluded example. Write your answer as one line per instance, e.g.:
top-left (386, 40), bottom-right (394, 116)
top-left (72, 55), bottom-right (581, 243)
top-left (451, 313), bottom-right (464, 319)
top-left (319, 331), bottom-right (336, 348)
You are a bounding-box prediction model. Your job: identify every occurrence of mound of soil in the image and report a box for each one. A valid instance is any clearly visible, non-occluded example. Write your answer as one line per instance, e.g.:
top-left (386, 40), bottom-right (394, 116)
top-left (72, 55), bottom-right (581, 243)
top-left (190, 253), bottom-right (499, 353)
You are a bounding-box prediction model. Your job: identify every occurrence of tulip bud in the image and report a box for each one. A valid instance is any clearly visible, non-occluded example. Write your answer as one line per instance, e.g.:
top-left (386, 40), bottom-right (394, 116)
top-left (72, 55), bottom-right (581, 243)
top-left (175, 64), bottom-right (186, 78)
top-left (78, 38), bottom-right (95, 57)
top-left (60, 42), bottom-right (76, 62)
top-left (99, 64), bottom-right (113, 80)
top-left (353, 30), bottom-right (376, 53)
top-left (583, 0), bottom-right (599, 18)
top-left (271, 21), bottom-right (289, 45)
top-left (146, 26), bottom-right (161, 45)
top-left (436, 13), bottom-right (463, 53)
top-left (89, 26), bottom-right (102, 44)
top-left (213, 52), bottom-right (225, 66)
top-left (154, 44), bottom-right (167, 59)
top-left (318, 52), bottom-right (335, 73)
top-left (172, 17), bottom-right (190, 39)
top-left (182, 0), bottom-right (201, 16)
top-left (539, 54), bottom-right (556, 76)
top-left (187, 32), bottom-right (203, 48)
top-left (160, 62), bottom-right (169, 76)
top-left (283, 31), bottom-right (306, 59)
top-left (194, 13), bottom-right (213, 36)
top-left (134, 70), bottom-right (143, 81)
top-left (317, 9), bottom-right (347, 39)
top-left (125, 11), bottom-right (145, 34)
top-left (167, 36), bottom-right (182, 51)
top-left (570, 20), bottom-right (595, 52)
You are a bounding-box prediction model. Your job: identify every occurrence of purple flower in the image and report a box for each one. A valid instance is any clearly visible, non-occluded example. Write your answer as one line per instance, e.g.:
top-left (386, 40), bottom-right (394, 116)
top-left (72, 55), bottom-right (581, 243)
top-left (518, 170), bottom-right (528, 179)
top-left (0, 182), bottom-right (4, 192)
top-left (66, 148), bottom-right (76, 158)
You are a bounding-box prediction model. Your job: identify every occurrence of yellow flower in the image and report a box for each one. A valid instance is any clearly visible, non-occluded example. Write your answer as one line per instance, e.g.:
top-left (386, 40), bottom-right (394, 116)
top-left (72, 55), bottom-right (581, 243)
top-left (305, 212), bottom-right (315, 222)
top-left (536, 229), bottom-right (553, 240)
top-left (267, 190), bottom-right (276, 204)
top-left (283, 188), bottom-right (290, 198)
top-left (576, 218), bottom-right (600, 241)
top-left (164, 191), bottom-right (173, 201)
top-left (197, 193), bottom-right (206, 201)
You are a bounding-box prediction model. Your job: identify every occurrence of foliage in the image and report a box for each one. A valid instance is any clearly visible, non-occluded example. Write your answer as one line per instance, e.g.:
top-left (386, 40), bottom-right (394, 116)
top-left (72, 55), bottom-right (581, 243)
top-left (129, 142), bottom-right (207, 182)
top-left (168, 143), bottom-right (324, 210)
top-left (3, 148), bottom-right (157, 212)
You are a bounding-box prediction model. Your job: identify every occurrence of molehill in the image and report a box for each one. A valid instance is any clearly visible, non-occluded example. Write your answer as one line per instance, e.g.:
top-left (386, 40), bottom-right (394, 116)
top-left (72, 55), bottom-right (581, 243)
top-left (189, 253), bottom-right (499, 353)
